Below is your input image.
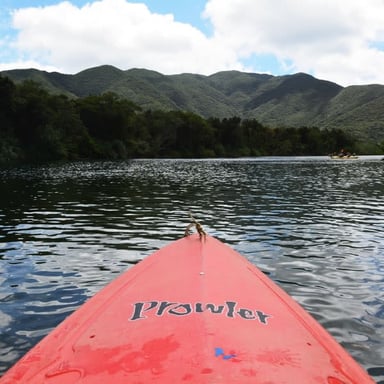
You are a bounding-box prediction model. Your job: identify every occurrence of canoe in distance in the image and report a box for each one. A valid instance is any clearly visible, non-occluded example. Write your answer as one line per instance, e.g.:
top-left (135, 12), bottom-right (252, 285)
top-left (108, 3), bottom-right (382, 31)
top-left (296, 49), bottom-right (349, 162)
top-left (330, 155), bottom-right (359, 160)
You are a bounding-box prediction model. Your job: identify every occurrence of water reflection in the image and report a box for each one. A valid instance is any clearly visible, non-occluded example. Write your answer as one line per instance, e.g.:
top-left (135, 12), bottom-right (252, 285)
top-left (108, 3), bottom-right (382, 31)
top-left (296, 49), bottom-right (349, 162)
top-left (0, 157), bottom-right (383, 381)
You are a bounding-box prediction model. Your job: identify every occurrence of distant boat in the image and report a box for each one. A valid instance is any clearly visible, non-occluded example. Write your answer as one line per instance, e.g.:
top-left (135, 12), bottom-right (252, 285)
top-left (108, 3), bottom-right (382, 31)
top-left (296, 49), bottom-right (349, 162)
top-left (329, 149), bottom-right (359, 160)
top-left (330, 155), bottom-right (359, 160)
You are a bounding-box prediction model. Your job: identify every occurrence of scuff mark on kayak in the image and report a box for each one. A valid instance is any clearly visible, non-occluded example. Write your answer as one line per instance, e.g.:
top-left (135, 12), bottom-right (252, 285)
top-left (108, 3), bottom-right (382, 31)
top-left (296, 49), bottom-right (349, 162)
top-left (215, 347), bottom-right (237, 360)
top-left (256, 349), bottom-right (300, 367)
top-left (122, 335), bottom-right (180, 374)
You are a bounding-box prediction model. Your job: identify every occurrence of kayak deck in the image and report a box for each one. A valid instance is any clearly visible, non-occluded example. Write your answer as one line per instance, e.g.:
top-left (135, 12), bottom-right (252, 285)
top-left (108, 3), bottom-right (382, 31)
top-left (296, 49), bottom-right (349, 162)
top-left (0, 234), bottom-right (374, 383)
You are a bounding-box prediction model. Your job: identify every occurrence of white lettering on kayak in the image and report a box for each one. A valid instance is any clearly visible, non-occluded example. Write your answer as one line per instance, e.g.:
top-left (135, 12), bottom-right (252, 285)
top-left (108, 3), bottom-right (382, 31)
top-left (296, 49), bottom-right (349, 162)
top-left (129, 301), bottom-right (271, 325)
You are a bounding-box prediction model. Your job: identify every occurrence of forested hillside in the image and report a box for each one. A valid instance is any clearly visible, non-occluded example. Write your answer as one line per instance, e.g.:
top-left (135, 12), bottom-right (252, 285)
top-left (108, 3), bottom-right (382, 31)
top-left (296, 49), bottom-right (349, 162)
top-left (0, 76), bottom-right (366, 165)
top-left (2, 65), bottom-right (384, 143)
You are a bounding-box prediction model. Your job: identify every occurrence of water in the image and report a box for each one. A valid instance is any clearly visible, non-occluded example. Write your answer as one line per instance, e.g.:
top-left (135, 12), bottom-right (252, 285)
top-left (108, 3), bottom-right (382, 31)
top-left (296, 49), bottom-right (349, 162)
top-left (0, 156), bottom-right (383, 382)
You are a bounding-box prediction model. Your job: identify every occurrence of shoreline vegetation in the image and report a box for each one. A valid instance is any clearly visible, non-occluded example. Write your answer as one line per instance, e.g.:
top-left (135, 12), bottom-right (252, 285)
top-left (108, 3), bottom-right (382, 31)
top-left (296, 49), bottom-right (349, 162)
top-left (1, 76), bottom-right (383, 166)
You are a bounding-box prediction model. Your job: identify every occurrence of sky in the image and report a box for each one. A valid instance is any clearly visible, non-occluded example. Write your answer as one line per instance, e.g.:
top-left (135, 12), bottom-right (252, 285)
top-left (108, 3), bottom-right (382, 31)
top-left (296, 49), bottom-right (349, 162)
top-left (1, 0), bottom-right (384, 86)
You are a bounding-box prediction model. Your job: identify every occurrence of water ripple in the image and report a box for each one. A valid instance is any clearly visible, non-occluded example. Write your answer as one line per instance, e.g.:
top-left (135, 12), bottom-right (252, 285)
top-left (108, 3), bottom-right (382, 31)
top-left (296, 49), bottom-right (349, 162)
top-left (0, 157), bottom-right (383, 381)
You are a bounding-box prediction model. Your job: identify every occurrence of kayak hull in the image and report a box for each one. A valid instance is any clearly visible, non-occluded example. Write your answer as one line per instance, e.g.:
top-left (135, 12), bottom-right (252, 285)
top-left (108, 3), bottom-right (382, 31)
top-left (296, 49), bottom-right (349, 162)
top-left (0, 234), bottom-right (374, 383)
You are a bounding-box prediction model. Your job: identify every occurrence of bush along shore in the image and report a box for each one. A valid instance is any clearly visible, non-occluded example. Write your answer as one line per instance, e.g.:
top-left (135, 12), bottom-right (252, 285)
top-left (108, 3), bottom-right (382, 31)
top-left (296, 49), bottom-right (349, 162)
top-left (0, 75), bottom-right (374, 165)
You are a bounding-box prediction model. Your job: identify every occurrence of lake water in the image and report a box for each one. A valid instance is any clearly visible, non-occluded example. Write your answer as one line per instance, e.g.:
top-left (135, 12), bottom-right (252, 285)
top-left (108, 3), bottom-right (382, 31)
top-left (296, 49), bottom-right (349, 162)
top-left (0, 156), bottom-right (383, 382)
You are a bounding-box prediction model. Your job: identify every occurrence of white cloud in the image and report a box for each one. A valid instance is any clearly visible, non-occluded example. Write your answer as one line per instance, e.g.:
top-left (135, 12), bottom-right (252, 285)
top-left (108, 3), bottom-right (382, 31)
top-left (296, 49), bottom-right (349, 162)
top-left (7, 0), bottom-right (241, 75)
top-left (2, 0), bottom-right (384, 85)
top-left (203, 0), bottom-right (384, 85)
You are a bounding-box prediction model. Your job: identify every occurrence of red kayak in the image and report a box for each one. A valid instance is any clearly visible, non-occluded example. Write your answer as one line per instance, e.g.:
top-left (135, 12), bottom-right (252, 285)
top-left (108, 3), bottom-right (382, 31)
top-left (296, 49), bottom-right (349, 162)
top-left (0, 233), bottom-right (374, 383)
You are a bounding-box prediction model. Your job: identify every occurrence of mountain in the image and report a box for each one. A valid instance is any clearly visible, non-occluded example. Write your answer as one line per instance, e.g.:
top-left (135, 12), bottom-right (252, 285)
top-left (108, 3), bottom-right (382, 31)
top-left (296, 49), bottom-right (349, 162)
top-left (2, 65), bottom-right (384, 142)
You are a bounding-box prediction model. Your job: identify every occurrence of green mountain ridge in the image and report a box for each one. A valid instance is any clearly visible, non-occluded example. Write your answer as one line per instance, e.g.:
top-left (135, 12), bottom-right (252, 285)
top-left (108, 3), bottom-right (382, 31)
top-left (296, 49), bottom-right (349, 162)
top-left (2, 65), bottom-right (384, 142)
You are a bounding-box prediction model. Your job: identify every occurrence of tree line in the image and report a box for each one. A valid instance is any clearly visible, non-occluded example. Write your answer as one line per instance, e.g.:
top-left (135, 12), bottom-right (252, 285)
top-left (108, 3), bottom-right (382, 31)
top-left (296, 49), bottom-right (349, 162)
top-left (0, 75), bottom-right (359, 165)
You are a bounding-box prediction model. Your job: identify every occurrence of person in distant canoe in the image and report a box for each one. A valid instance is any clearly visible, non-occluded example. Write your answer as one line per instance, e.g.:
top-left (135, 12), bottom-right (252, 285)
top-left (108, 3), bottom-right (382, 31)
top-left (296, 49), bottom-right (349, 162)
top-left (338, 148), bottom-right (347, 157)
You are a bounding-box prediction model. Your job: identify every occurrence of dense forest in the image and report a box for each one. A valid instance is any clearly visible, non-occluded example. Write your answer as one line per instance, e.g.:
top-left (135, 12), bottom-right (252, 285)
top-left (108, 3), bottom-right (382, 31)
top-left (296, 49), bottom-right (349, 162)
top-left (0, 75), bottom-right (365, 165)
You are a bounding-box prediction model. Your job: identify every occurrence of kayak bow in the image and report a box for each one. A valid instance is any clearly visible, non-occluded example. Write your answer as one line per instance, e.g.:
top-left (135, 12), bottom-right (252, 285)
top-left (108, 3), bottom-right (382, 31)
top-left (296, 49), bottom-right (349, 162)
top-left (0, 234), bottom-right (374, 383)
